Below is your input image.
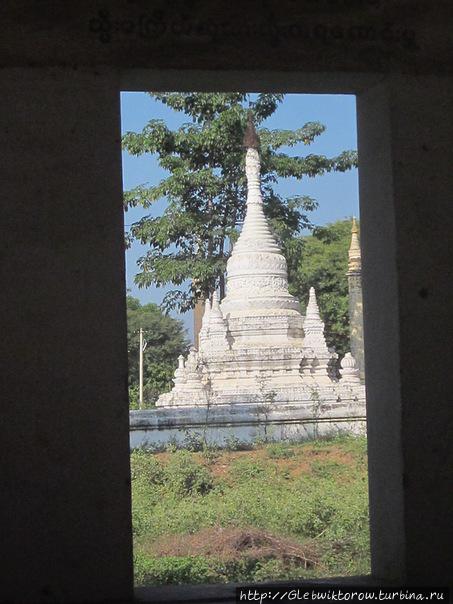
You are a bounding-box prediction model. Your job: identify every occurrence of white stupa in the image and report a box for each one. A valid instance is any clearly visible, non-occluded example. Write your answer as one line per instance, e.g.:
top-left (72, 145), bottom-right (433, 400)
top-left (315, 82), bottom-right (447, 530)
top-left (156, 117), bottom-right (365, 416)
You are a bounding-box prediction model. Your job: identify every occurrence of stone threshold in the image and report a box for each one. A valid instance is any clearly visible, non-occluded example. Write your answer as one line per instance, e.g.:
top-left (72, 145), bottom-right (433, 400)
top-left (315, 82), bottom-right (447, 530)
top-left (135, 576), bottom-right (388, 604)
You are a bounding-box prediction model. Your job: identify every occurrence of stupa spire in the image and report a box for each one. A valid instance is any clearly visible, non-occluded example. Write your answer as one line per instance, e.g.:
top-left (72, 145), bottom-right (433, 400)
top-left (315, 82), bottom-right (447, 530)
top-left (347, 217), bottom-right (364, 381)
top-left (220, 114), bottom-right (302, 343)
top-left (348, 217), bottom-right (361, 273)
top-left (223, 114), bottom-right (282, 261)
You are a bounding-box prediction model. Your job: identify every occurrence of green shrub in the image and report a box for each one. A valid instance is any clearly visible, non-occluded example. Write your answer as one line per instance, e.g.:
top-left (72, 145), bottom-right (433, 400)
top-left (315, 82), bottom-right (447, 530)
top-left (134, 553), bottom-right (216, 585)
top-left (129, 385), bottom-right (140, 410)
top-left (201, 444), bottom-right (221, 464)
top-left (310, 460), bottom-right (344, 479)
top-left (229, 458), bottom-right (268, 482)
top-left (182, 430), bottom-right (206, 452)
top-left (251, 558), bottom-right (315, 582)
top-left (130, 449), bottom-right (164, 485)
top-left (223, 434), bottom-right (249, 451)
top-left (132, 436), bottom-right (371, 582)
top-left (266, 443), bottom-right (295, 459)
top-left (277, 483), bottom-right (337, 538)
top-left (165, 439), bottom-right (179, 453)
top-left (134, 552), bottom-right (315, 586)
top-left (208, 558), bottom-right (262, 583)
top-left (164, 450), bottom-right (213, 497)
top-left (340, 435), bottom-right (368, 466)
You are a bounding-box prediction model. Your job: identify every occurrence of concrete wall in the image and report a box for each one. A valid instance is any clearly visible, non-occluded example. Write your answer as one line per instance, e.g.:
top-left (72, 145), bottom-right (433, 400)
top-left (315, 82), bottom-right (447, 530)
top-left (130, 404), bottom-right (366, 450)
top-left (1, 69), bottom-right (133, 603)
top-left (1, 2), bottom-right (452, 602)
top-left (357, 76), bottom-right (453, 583)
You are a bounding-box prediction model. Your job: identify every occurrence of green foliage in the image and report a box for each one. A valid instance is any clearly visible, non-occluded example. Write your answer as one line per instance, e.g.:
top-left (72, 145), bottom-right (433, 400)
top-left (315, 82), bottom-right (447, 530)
top-left (310, 460), bottom-right (344, 479)
top-left (130, 449), bottom-right (165, 486)
top-left (200, 445), bottom-right (221, 465)
top-left (181, 430), bottom-right (206, 452)
top-left (163, 450), bottom-right (213, 497)
top-left (229, 458), bottom-right (269, 483)
top-left (134, 551), bottom-right (314, 586)
top-left (127, 295), bottom-right (188, 406)
top-left (132, 436), bottom-right (370, 585)
top-left (250, 558), bottom-right (313, 583)
top-left (133, 552), bottom-right (317, 586)
top-left (266, 442), bottom-right (296, 459)
top-left (286, 219), bottom-right (356, 356)
top-left (131, 436), bottom-right (369, 584)
top-left (123, 93), bottom-right (357, 312)
top-left (134, 553), bottom-right (217, 586)
top-left (128, 385), bottom-right (140, 410)
top-left (223, 434), bottom-right (248, 451)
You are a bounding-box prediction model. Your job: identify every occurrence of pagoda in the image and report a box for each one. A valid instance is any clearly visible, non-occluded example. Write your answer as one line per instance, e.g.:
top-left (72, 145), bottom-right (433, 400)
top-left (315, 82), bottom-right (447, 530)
top-left (156, 117), bottom-right (365, 416)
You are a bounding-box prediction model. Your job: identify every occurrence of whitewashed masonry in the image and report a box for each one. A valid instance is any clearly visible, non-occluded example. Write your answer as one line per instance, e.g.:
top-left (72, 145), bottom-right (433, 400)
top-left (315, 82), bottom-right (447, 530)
top-left (131, 119), bottom-right (366, 448)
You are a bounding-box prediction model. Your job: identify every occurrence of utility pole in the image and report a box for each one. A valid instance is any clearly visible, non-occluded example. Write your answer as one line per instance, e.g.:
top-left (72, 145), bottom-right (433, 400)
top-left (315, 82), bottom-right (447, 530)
top-left (193, 297), bottom-right (205, 349)
top-left (139, 328), bottom-right (147, 409)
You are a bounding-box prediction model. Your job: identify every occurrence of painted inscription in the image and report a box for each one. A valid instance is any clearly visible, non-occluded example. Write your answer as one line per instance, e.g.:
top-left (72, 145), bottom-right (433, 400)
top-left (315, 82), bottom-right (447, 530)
top-left (88, 9), bottom-right (418, 50)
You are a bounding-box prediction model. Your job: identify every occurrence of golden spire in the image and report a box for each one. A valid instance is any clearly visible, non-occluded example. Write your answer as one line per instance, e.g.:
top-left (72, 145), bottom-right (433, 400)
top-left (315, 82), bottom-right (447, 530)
top-left (348, 217), bottom-right (361, 273)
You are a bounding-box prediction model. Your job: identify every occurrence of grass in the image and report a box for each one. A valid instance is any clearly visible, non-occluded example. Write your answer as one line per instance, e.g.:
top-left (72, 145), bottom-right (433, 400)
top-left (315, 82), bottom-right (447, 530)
top-left (131, 435), bottom-right (370, 586)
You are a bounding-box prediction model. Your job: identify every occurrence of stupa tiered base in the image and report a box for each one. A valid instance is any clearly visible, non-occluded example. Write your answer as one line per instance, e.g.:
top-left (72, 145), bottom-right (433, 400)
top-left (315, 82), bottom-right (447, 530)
top-left (130, 117), bottom-right (366, 449)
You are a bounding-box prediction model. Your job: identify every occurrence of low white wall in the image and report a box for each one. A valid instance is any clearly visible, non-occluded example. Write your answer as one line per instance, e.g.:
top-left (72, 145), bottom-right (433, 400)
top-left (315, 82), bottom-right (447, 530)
top-left (129, 401), bottom-right (366, 450)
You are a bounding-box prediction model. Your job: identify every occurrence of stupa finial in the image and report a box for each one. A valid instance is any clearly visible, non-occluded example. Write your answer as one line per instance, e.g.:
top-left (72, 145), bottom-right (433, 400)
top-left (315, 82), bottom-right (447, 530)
top-left (201, 297), bottom-right (211, 324)
top-left (340, 352), bottom-right (361, 383)
top-left (306, 287), bottom-right (321, 321)
top-left (303, 287), bottom-right (328, 354)
top-left (243, 111), bottom-right (260, 149)
top-left (198, 297), bottom-right (211, 350)
top-left (243, 114), bottom-right (263, 206)
top-left (348, 217), bottom-right (361, 273)
top-left (201, 290), bottom-right (230, 351)
top-left (211, 290), bottom-right (221, 313)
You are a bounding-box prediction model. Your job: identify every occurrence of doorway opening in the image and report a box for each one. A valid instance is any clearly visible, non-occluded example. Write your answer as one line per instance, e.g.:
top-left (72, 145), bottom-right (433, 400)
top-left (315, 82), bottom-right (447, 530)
top-left (120, 91), bottom-right (369, 588)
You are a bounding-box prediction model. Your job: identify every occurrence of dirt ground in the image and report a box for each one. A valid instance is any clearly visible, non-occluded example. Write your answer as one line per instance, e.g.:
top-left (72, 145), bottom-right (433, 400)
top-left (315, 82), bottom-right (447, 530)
top-left (154, 444), bottom-right (356, 479)
top-left (142, 526), bottom-right (320, 569)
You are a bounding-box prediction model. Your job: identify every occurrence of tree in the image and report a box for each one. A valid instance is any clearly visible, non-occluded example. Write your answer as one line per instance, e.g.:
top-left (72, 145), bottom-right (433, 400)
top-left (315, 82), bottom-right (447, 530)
top-left (127, 295), bottom-right (189, 408)
top-left (286, 219), bottom-right (354, 358)
top-left (123, 93), bottom-right (357, 312)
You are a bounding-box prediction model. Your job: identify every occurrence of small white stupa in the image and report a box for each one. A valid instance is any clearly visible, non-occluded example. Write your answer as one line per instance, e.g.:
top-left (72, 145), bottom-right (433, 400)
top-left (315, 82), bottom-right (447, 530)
top-left (156, 116), bottom-right (365, 417)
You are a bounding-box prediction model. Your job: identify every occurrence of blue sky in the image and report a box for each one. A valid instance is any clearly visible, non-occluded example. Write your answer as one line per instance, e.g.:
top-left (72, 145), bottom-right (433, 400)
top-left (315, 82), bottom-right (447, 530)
top-left (120, 92), bottom-right (359, 339)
